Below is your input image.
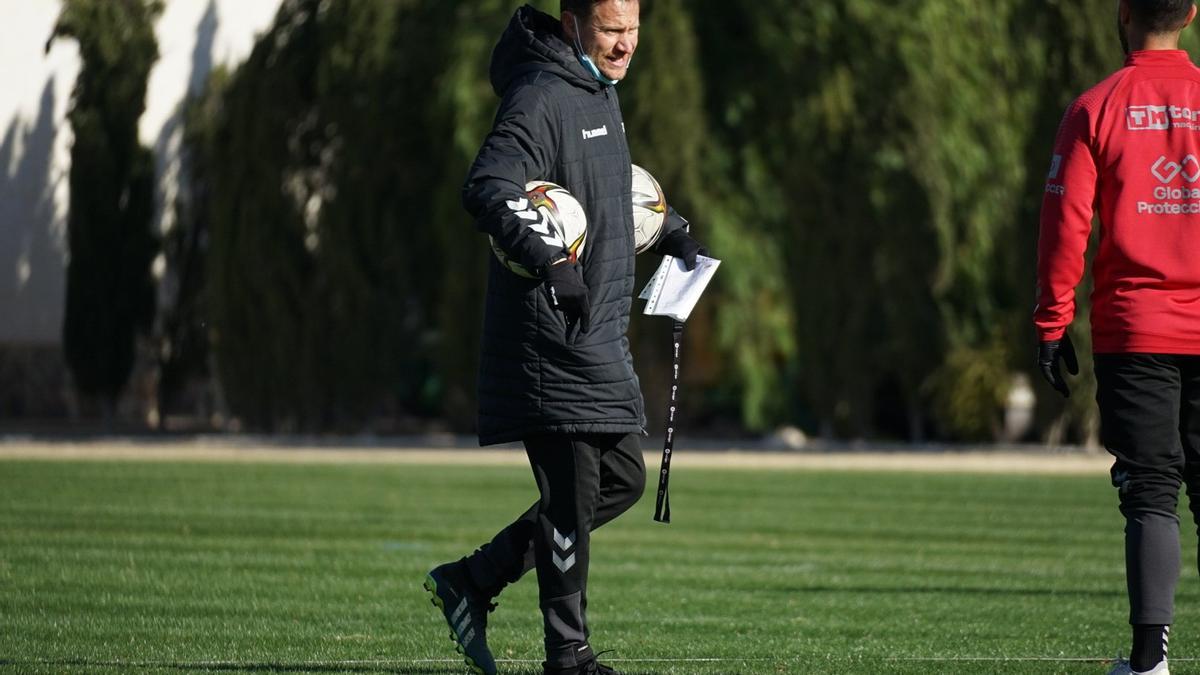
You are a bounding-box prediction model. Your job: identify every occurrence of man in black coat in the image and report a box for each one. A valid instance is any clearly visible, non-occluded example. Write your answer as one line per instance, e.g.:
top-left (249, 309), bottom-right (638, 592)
top-left (423, 1), bottom-right (704, 674)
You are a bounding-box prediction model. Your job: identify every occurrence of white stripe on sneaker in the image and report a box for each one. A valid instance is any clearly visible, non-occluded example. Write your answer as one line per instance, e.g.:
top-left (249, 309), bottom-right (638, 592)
top-left (450, 597), bottom-right (468, 624)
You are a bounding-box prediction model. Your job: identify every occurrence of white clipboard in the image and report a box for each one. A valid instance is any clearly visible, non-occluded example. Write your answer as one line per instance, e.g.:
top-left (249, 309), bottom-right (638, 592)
top-left (639, 254), bottom-right (720, 322)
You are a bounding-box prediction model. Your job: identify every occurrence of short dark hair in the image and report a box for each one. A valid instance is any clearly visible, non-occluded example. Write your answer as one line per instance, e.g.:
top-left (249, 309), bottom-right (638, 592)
top-left (560, 0), bottom-right (600, 20)
top-left (561, 0), bottom-right (636, 20)
top-left (1128, 0), bottom-right (1195, 33)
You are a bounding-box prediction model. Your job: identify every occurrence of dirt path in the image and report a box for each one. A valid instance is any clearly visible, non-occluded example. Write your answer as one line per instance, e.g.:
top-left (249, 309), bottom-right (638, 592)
top-left (0, 440), bottom-right (1113, 475)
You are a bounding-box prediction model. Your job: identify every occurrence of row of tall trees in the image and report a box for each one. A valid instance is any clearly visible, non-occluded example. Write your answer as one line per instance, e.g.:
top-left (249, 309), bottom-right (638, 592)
top-left (686, 0), bottom-right (1124, 440)
top-left (88, 0), bottom-right (1197, 439)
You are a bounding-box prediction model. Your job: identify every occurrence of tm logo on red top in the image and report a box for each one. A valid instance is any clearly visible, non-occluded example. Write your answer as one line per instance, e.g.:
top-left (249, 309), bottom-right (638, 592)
top-left (1128, 105), bottom-right (1200, 131)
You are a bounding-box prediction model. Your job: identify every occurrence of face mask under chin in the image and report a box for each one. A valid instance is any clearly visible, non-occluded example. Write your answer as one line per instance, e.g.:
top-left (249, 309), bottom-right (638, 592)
top-left (571, 15), bottom-right (619, 85)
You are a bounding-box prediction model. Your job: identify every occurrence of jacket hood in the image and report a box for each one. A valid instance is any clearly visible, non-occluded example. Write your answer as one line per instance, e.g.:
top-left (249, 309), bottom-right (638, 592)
top-left (490, 5), bottom-right (601, 96)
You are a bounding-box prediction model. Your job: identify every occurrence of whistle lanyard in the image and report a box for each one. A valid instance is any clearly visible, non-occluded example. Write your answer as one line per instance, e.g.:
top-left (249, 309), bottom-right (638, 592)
top-left (653, 321), bottom-right (684, 524)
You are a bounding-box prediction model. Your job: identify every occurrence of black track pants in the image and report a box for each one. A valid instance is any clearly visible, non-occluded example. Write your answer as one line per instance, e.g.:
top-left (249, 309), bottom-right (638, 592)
top-left (1095, 354), bottom-right (1200, 625)
top-left (464, 433), bottom-right (644, 667)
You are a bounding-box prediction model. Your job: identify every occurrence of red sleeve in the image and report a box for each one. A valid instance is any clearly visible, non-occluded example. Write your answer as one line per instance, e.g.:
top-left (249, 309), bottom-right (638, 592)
top-left (1034, 99), bottom-right (1098, 342)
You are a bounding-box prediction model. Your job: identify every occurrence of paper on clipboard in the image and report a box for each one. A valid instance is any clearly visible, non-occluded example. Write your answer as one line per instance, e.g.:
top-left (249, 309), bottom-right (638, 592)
top-left (639, 254), bottom-right (720, 322)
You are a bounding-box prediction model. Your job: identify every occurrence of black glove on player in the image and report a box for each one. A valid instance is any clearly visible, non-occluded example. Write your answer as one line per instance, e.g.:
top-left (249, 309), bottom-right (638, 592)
top-left (1038, 332), bottom-right (1079, 398)
top-left (656, 229), bottom-right (707, 271)
top-left (543, 258), bottom-right (590, 334)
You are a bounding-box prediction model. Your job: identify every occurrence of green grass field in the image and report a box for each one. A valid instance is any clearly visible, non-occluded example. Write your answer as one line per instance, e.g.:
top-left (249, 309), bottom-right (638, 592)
top-left (1, 455), bottom-right (1198, 674)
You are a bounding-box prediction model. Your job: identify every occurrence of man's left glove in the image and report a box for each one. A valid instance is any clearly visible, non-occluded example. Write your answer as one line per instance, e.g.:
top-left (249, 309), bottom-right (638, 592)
top-left (1038, 332), bottom-right (1079, 398)
top-left (543, 257), bottom-right (590, 334)
top-left (656, 230), bottom-right (708, 271)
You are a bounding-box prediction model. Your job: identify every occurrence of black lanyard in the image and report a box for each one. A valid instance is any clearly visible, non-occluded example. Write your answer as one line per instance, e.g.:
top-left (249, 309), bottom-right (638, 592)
top-left (653, 320), bottom-right (684, 524)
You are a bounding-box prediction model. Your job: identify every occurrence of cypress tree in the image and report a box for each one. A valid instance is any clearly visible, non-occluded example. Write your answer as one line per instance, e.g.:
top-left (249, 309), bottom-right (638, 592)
top-left (50, 0), bottom-right (162, 418)
top-left (203, 0), bottom-right (464, 431)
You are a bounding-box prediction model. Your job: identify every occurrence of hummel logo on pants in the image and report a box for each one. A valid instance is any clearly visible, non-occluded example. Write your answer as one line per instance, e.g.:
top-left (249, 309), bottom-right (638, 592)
top-left (552, 528), bottom-right (577, 572)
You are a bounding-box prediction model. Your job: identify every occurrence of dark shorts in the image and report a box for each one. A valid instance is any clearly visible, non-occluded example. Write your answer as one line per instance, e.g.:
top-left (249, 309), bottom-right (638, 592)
top-left (1095, 353), bottom-right (1200, 517)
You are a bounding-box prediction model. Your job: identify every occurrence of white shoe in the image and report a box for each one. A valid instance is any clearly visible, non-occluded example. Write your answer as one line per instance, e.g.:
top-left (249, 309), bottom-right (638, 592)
top-left (1108, 658), bottom-right (1169, 675)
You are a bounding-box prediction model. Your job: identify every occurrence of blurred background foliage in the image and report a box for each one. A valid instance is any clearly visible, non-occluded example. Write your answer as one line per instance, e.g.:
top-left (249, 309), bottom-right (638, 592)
top-left (68, 0), bottom-right (1200, 441)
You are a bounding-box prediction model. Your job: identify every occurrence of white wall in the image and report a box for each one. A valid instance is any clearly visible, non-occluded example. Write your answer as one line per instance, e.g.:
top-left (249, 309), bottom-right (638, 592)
top-left (0, 0), bottom-right (281, 345)
top-left (0, 1), bottom-right (78, 345)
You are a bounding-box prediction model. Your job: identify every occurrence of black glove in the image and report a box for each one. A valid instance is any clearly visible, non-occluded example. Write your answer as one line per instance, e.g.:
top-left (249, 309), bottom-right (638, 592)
top-left (1038, 332), bottom-right (1079, 398)
top-left (655, 229), bottom-right (707, 271)
top-left (543, 258), bottom-right (590, 334)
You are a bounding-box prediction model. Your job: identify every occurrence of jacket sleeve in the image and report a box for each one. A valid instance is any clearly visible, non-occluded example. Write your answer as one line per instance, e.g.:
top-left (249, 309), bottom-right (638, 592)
top-left (1034, 99), bottom-right (1097, 342)
top-left (463, 82), bottom-right (567, 276)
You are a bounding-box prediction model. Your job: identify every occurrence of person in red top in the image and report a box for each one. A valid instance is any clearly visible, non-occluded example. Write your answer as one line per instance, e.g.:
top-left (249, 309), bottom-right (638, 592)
top-left (1037, 1), bottom-right (1200, 673)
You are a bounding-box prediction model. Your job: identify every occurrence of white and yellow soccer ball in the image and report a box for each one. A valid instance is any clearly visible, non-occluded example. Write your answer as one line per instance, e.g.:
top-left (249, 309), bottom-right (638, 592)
top-left (631, 164), bottom-right (667, 254)
top-left (490, 181), bottom-right (588, 279)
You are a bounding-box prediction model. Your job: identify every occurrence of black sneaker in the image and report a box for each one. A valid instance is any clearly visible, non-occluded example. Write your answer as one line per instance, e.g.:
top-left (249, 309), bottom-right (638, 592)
top-left (423, 561), bottom-right (497, 675)
top-left (543, 657), bottom-right (619, 674)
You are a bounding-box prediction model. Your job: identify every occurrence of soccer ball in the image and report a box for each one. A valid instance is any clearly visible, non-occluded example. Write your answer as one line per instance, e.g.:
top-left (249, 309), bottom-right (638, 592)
top-left (632, 164), bottom-right (667, 254)
top-left (490, 181), bottom-right (588, 279)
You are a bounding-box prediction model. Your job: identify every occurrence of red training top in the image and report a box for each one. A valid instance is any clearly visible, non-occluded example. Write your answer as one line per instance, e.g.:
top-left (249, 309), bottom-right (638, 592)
top-left (1036, 49), bottom-right (1200, 354)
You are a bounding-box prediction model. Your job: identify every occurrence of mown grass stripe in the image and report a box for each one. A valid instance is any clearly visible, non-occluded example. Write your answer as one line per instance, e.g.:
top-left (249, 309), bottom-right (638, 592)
top-left (2, 459), bottom-right (1197, 674)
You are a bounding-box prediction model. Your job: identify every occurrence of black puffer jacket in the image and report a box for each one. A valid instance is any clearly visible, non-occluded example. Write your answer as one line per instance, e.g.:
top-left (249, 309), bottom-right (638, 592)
top-left (462, 5), bottom-right (649, 446)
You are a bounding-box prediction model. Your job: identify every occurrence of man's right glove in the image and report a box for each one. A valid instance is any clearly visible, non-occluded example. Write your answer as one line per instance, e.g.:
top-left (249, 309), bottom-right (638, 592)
top-left (543, 257), bottom-right (590, 334)
top-left (1038, 331), bottom-right (1079, 398)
